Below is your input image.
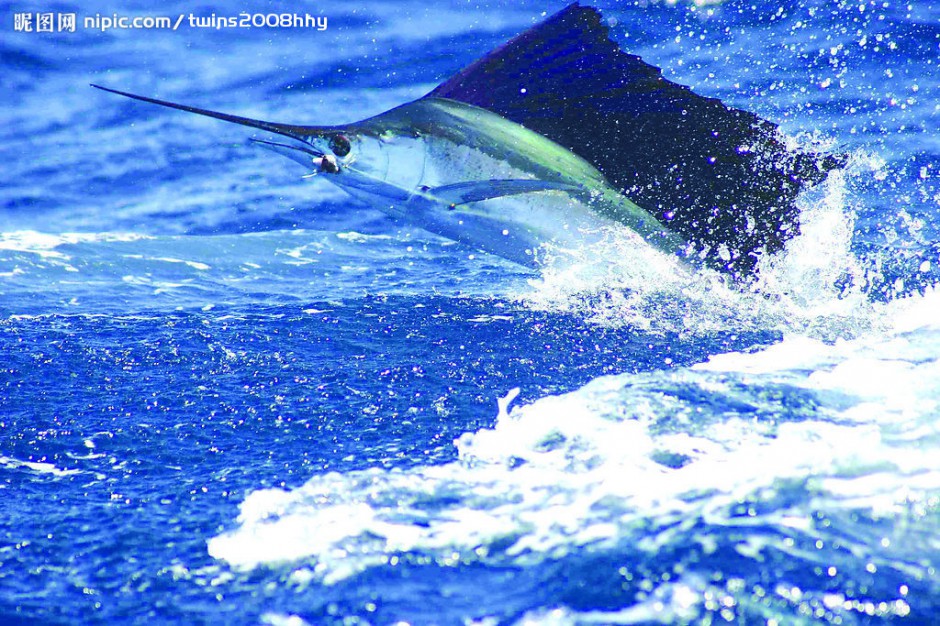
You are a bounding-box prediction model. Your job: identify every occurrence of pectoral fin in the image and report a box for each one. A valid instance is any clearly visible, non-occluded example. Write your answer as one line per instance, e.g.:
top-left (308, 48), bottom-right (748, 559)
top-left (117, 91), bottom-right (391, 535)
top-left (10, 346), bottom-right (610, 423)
top-left (426, 179), bottom-right (580, 209)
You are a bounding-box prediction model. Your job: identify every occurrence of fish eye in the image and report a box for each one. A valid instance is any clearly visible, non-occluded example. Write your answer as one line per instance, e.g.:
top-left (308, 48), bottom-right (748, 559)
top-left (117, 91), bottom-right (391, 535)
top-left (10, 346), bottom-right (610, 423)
top-left (329, 134), bottom-right (351, 157)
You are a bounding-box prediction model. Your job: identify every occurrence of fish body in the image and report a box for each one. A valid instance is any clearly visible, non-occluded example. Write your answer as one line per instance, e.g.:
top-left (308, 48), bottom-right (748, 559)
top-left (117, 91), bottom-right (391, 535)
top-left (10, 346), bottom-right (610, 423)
top-left (301, 97), bottom-right (684, 266)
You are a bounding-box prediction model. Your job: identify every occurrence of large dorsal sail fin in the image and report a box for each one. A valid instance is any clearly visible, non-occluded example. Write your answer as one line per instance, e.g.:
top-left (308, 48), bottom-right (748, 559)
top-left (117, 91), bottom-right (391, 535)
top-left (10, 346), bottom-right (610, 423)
top-left (429, 2), bottom-right (844, 275)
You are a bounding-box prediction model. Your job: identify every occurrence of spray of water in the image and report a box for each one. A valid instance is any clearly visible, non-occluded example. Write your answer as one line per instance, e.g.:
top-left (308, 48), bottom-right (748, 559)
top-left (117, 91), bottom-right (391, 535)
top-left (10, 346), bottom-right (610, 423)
top-left (521, 144), bottom-right (917, 342)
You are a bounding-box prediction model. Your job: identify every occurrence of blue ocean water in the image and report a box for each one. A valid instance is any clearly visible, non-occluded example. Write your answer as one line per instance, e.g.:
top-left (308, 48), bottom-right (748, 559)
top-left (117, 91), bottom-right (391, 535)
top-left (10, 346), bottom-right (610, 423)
top-left (2, 0), bottom-right (939, 624)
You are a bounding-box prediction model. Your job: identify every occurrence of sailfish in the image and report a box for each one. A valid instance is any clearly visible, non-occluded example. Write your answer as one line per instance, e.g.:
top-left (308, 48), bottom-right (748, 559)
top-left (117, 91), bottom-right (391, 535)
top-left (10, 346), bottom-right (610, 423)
top-left (93, 3), bottom-right (842, 277)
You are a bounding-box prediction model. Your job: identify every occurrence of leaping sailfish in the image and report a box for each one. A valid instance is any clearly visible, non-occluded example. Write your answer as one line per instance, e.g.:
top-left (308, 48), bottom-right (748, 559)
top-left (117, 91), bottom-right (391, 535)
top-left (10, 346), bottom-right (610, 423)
top-left (94, 3), bottom-right (842, 276)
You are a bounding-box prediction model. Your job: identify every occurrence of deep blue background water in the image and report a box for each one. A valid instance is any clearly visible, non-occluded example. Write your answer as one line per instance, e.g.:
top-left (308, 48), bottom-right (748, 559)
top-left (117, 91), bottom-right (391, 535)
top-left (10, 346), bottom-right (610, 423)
top-left (2, 1), bottom-right (939, 624)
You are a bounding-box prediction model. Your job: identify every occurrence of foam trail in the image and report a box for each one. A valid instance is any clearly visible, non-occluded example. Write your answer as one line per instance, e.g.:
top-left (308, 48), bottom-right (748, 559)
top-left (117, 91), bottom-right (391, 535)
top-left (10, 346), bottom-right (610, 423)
top-left (208, 290), bottom-right (940, 618)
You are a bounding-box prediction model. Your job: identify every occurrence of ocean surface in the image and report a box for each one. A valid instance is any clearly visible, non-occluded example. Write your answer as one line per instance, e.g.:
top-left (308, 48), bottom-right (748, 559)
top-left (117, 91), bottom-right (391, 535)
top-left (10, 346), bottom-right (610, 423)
top-left (2, 0), bottom-right (939, 624)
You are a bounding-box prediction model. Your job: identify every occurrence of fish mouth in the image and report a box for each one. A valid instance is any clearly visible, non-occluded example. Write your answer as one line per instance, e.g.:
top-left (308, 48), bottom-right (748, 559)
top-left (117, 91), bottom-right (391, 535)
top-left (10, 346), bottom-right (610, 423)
top-left (250, 138), bottom-right (339, 174)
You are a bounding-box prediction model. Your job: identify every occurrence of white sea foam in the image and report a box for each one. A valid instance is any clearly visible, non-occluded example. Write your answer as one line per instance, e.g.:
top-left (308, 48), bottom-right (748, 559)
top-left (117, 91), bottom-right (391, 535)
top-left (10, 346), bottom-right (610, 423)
top-left (260, 613), bottom-right (313, 626)
top-left (121, 254), bottom-right (211, 271)
top-left (0, 231), bottom-right (151, 259)
top-left (208, 290), bottom-right (940, 594)
top-left (0, 455), bottom-right (81, 477)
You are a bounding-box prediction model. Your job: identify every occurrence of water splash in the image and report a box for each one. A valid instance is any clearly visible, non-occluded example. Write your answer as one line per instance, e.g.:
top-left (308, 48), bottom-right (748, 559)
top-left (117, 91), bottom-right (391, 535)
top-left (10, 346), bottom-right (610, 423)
top-left (520, 145), bottom-right (921, 342)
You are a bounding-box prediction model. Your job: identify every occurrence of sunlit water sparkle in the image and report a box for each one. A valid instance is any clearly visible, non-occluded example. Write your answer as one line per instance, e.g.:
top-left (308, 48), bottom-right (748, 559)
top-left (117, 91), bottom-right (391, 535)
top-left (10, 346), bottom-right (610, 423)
top-left (2, 0), bottom-right (939, 624)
